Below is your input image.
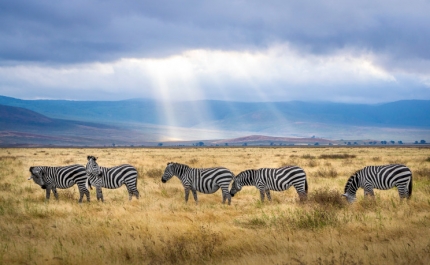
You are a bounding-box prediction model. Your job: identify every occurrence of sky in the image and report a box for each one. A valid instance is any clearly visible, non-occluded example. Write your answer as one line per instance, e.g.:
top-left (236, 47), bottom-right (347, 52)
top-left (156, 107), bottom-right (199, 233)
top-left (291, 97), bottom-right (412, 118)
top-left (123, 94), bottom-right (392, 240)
top-left (1, 0), bottom-right (430, 103)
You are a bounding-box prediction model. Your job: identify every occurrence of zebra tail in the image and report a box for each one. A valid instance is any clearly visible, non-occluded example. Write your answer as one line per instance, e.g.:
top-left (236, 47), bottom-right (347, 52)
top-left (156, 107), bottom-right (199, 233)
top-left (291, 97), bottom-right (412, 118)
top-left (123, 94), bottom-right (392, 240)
top-left (305, 178), bottom-right (308, 194)
top-left (408, 177), bottom-right (413, 199)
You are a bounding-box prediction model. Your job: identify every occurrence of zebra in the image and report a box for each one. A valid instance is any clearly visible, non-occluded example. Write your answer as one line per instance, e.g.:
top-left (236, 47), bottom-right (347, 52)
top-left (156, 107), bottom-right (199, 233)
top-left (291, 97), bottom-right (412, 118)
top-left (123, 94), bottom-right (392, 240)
top-left (85, 156), bottom-right (139, 202)
top-left (161, 162), bottom-right (234, 205)
top-left (229, 166), bottom-right (308, 202)
top-left (28, 164), bottom-right (90, 203)
top-left (342, 164), bottom-right (413, 203)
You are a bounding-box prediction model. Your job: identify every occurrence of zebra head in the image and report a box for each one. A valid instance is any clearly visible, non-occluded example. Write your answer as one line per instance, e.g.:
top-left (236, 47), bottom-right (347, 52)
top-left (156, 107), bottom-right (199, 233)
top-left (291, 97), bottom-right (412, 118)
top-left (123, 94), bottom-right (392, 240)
top-left (86, 156), bottom-right (102, 178)
top-left (342, 173), bottom-right (359, 203)
top-left (229, 179), bottom-right (242, 197)
top-left (230, 171), bottom-right (247, 197)
top-left (161, 162), bottom-right (175, 183)
top-left (28, 166), bottom-right (47, 189)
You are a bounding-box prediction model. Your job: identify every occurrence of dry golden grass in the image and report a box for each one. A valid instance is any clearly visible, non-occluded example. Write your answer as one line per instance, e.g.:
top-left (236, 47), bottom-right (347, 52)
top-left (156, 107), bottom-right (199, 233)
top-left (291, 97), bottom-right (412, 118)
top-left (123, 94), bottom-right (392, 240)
top-left (0, 147), bottom-right (430, 264)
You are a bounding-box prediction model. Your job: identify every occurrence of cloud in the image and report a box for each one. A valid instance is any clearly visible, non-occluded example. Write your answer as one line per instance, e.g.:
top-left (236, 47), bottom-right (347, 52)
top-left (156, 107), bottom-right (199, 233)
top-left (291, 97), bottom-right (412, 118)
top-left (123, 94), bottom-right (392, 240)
top-left (1, 43), bottom-right (429, 102)
top-left (1, 0), bottom-right (430, 102)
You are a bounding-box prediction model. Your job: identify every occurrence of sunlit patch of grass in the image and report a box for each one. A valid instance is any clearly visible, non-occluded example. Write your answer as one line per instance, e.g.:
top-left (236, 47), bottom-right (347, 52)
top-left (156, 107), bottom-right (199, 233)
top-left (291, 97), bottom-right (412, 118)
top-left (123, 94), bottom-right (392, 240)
top-left (1, 147), bottom-right (430, 265)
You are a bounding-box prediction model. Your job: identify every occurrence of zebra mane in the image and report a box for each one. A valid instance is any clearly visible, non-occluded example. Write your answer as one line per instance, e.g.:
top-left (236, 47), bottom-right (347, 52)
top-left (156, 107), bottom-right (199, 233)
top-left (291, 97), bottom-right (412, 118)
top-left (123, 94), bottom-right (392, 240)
top-left (87, 155), bottom-right (97, 161)
top-left (236, 169), bottom-right (256, 178)
top-left (168, 162), bottom-right (190, 169)
top-left (344, 173), bottom-right (359, 193)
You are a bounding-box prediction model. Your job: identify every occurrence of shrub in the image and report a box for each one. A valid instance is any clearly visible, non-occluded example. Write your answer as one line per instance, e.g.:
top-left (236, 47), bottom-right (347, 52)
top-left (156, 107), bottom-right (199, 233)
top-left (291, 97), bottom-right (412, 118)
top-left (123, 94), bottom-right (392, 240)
top-left (314, 167), bottom-right (338, 178)
top-left (188, 158), bottom-right (199, 165)
top-left (311, 188), bottom-right (346, 209)
top-left (307, 159), bottom-right (318, 167)
top-left (414, 166), bottom-right (430, 180)
top-left (146, 168), bottom-right (163, 178)
top-left (319, 153), bottom-right (356, 159)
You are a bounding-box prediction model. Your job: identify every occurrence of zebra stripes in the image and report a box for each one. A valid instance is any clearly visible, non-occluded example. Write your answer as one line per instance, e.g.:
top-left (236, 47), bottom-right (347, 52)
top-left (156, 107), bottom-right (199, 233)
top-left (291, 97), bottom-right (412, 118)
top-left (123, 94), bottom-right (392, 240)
top-left (161, 162), bottom-right (234, 205)
top-left (86, 156), bottom-right (139, 201)
top-left (28, 164), bottom-right (90, 203)
top-left (343, 164), bottom-right (413, 203)
top-left (230, 166), bottom-right (308, 202)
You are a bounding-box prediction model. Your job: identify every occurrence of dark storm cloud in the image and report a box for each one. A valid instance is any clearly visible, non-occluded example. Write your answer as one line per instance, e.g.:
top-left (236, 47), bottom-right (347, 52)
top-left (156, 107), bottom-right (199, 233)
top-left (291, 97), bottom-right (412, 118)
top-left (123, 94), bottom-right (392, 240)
top-left (1, 0), bottom-right (429, 65)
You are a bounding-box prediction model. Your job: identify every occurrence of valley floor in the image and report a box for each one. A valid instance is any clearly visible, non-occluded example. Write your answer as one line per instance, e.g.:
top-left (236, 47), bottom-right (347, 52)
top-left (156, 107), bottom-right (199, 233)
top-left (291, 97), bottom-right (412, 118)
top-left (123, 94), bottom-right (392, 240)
top-left (0, 147), bottom-right (429, 264)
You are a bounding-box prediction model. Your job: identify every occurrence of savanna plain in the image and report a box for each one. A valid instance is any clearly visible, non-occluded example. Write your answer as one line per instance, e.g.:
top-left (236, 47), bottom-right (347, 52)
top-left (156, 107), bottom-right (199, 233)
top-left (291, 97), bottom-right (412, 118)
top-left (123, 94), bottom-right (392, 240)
top-left (0, 146), bottom-right (429, 265)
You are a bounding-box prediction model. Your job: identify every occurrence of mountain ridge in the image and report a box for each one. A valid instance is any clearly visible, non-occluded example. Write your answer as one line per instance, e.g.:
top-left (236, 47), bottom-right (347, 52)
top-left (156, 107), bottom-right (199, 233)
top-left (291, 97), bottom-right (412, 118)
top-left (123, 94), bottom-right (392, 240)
top-left (0, 95), bottom-right (429, 146)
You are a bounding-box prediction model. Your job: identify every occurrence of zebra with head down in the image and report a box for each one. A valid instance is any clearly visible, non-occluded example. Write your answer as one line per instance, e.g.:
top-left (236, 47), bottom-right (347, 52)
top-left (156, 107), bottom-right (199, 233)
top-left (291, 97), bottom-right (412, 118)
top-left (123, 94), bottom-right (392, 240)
top-left (161, 162), bottom-right (234, 205)
top-left (230, 166), bottom-right (308, 202)
top-left (343, 164), bottom-right (412, 203)
top-left (28, 164), bottom-right (90, 203)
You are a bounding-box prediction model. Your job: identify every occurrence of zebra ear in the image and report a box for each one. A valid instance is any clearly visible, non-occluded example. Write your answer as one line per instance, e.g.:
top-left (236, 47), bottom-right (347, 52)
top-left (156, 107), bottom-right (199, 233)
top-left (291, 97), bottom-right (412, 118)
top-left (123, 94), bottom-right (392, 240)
top-left (87, 156), bottom-right (91, 160)
top-left (342, 193), bottom-right (347, 197)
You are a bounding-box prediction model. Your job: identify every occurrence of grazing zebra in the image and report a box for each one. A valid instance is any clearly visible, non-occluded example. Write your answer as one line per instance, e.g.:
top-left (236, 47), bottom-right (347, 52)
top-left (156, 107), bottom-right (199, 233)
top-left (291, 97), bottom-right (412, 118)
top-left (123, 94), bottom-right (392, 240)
top-left (161, 162), bottom-right (234, 205)
top-left (28, 165), bottom-right (90, 203)
top-left (86, 156), bottom-right (139, 201)
top-left (230, 166), bottom-right (308, 202)
top-left (343, 164), bottom-right (413, 203)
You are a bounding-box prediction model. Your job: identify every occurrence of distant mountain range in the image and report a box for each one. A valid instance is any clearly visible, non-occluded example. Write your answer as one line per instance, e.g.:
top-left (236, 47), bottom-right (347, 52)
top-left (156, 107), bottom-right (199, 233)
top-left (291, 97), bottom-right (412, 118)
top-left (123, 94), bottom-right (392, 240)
top-left (0, 95), bottom-right (429, 146)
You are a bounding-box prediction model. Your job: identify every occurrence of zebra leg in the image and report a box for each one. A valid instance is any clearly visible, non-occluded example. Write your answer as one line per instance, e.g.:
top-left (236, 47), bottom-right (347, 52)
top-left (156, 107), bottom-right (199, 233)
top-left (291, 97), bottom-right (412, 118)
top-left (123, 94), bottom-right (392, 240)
top-left (77, 185), bottom-right (90, 203)
top-left (126, 184), bottom-right (139, 200)
top-left (259, 189), bottom-right (265, 202)
top-left (45, 187), bottom-right (51, 200)
top-left (192, 189), bottom-right (198, 205)
top-left (184, 187), bottom-right (191, 203)
top-left (396, 184), bottom-right (409, 200)
top-left (96, 187), bottom-right (104, 202)
top-left (52, 187), bottom-right (59, 200)
top-left (364, 188), bottom-right (375, 199)
top-left (265, 190), bottom-right (272, 201)
top-left (221, 188), bottom-right (232, 205)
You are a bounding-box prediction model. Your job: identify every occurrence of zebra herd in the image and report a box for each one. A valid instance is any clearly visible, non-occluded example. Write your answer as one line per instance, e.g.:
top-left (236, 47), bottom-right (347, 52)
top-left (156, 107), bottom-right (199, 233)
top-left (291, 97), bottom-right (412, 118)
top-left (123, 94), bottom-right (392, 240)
top-left (28, 156), bottom-right (413, 204)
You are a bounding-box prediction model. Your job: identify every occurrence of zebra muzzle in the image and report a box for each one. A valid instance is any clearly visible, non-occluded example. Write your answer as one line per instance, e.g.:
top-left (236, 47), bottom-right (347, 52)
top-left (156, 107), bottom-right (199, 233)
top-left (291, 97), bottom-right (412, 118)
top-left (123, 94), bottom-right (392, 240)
top-left (41, 185), bottom-right (47, 189)
top-left (161, 179), bottom-right (166, 183)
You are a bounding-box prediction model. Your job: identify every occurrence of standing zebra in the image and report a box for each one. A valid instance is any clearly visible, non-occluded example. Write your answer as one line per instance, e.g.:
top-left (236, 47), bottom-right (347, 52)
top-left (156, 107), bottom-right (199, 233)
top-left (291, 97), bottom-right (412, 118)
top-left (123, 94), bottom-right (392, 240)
top-left (343, 164), bottom-right (412, 203)
top-left (161, 162), bottom-right (234, 205)
top-left (230, 166), bottom-right (308, 202)
top-left (85, 156), bottom-right (139, 201)
top-left (28, 164), bottom-right (90, 203)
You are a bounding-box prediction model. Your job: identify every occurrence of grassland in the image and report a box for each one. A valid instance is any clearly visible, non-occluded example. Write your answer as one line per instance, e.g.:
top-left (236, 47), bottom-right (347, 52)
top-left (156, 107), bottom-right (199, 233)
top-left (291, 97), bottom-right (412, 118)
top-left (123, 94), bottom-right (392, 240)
top-left (0, 146), bottom-right (429, 265)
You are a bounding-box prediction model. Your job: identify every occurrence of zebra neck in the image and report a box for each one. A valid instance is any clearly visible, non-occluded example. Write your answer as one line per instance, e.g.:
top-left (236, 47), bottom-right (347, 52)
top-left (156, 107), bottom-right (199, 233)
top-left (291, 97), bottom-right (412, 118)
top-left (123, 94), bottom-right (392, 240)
top-left (238, 175), bottom-right (255, 186)
top-left (345, 175), bottom-right (360, 194)
top-left (172, 164), bottom-right (190, 178)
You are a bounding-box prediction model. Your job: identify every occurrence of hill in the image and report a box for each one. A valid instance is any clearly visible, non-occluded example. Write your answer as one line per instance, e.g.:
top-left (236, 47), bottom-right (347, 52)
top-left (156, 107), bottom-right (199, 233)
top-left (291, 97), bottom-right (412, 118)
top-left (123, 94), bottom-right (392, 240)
top-left (0, 95), bottom-right (429, 146)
